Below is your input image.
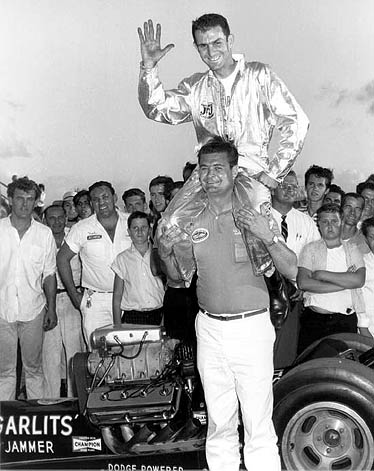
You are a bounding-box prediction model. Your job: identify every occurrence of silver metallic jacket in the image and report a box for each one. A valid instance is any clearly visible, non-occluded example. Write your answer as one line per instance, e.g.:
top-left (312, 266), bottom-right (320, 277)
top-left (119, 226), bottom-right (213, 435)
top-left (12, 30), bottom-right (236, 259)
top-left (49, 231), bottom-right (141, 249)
top-left (139, 54), bottom-right (309, 181)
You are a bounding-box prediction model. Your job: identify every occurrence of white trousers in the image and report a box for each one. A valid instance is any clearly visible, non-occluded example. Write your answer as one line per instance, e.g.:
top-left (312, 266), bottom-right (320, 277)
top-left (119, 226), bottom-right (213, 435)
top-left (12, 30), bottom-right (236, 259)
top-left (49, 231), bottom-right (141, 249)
top-left (80, 290), bottom-right (113, 350)
top-left (42, 292), bottom-right (85, 397)
top-left (196, 310), bottom-right (281, 471)
top-left (0, 310), bottom-right (45, 400)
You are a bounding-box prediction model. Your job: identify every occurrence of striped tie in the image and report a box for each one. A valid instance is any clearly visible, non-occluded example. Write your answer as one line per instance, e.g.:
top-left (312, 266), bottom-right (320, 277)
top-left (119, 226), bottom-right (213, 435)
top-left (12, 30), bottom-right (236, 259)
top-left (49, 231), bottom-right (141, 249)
top-left (281, 215), bottom-right (288, 242)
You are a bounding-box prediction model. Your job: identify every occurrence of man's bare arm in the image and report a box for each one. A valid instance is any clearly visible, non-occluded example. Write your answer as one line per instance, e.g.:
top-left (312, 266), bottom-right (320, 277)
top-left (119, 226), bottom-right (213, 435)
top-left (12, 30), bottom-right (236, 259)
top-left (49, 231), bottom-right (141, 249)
top-left (312, 267), bottom-right (365, 289)
top-left (234, 206), bottom-right (297, 280)
top-left (43, 274), bottom-right (57, 331)
top-left (297, 267), bottom-right (345, 293)
top-left (57, 242), bottom-right (82, 309)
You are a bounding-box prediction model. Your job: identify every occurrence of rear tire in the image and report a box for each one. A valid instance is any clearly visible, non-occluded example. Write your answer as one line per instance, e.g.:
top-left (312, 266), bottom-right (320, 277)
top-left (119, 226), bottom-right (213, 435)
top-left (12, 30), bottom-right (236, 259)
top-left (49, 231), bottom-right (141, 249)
top-left (273, 357), bottom-right (374, 470)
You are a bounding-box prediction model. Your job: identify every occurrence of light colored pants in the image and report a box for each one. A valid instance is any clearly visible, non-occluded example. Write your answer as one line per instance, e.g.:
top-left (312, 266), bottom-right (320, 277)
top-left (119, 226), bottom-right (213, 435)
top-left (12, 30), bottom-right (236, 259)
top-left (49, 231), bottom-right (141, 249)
top-left (80, 289), bottom-right (113, 350)
top-left (42, 292), bottom-right (85, 397)
top-left (0, 309), bottom-right (45, 401)
top-left (196, 310), bottom-right (281, 471)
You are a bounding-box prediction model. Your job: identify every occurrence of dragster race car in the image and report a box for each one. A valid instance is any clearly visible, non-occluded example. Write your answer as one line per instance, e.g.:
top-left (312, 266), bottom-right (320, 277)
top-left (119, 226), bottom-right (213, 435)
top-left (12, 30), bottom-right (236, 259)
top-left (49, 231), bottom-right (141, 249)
top-left (1, 325), bottom-right (374, 470)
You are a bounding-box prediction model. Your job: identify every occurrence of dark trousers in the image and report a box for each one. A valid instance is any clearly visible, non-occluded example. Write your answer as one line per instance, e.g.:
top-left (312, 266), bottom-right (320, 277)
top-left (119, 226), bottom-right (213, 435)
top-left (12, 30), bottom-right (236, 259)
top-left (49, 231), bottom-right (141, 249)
top-left (163, 285), bottom-right (199, 342)
top-left (297, 306), bottom-right (358, 354)
top-left (121, 308), bottom-right (163, 325)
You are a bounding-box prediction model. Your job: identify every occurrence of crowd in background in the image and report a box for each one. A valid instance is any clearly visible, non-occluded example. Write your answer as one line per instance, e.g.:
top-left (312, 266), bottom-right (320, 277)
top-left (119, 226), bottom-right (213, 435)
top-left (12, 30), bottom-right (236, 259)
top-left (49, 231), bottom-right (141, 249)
top-left (1, 162), bottom-right (374, 401)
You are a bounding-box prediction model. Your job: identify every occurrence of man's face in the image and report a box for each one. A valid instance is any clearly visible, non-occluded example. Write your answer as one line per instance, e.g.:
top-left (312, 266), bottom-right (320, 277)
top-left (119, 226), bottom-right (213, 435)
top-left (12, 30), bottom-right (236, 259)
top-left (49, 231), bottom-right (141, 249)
top-left (306, 175), bottom-right (329, 203)
top-left (10, 188), bottom-right (37, 220)
top-left (90, 185), bottom-right (117, 219)
top-left (128, 217), bottom-right (150, 246)
top-left (324, 191), bottom-right (342, 206)
top-left (273, 174), bottom-right (298, 206)
top-left (125, 195), bottom-right (146, 213)
top-left (62, 197), bottom-right (78, 222)
top-left (150, 185), bottom-right (167, 214)
top-left (194, 26), bottom-right (233, 76)
top-left (45, 207), bottom-right (66, 235)
top-left (75, 195), bottom-right (93, 219)
top-left (199, 151), bottom-right (235, 196)
top-left (318, 211), bottom-right (342, 241)
top-left (361, 188), bottom-right (374, 219)
top-left (342, 196), bottom-right (364, 227)
top-left (364, 226), bottom-right (374, 253)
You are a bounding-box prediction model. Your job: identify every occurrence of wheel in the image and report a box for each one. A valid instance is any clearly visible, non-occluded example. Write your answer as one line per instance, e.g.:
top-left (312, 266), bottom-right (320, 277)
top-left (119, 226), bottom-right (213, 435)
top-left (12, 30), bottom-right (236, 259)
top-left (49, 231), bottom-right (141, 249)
top-left (293, 333), bottom-right (374, 366)
top-left (273, 357), bottom-right (374, 470)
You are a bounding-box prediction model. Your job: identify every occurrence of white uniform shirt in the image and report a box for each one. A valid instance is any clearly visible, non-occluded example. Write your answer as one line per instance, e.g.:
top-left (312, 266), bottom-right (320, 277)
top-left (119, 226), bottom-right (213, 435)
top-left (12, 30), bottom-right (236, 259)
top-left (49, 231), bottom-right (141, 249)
top-left (65, 212), bottom-right (131, 292)
top-left (272, 207), bottom-right (320, 259)
top-left (111, 244), bottom-right (164, 311)
top-left (0, 216), bottom-right (56, 322)
top-left (363, 251), bottom-right (374, 333)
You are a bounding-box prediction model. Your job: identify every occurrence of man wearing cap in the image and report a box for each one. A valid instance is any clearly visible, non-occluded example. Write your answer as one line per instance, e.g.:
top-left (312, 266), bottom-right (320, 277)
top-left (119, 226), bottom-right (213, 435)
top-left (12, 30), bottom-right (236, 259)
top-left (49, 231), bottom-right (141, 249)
top-left (62, 190), bottom-right (79, 228)
top-left (57, 181), bottom-right (131, 347)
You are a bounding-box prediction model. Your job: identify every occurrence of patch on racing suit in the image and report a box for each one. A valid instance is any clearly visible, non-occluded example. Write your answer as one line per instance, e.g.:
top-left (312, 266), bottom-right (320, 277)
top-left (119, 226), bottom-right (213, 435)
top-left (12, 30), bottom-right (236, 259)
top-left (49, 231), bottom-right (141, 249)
top-left (200, 102), bottom-right (214, 119)
top-left (191, 228), bottom-right (209, 243)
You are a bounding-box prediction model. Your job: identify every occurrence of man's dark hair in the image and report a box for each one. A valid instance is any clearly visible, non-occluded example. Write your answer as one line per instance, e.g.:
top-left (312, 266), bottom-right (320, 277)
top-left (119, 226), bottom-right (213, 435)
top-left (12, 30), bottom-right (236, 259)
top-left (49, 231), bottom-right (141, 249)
top-left (44, 204), bottom-right (66, 219)
top-left (149, 176), bottom-right (174, 202)
top-left (73, 190), bottom-right (90, 206)
top-left (361, 216), bottom-right (374, 237)
top-left (173, 181), bottom-right (184, 191)
top-left (88, 181), bottom-right (115, 195)
top-left (127, 210), bottom-right (151, 229)
top-left (357, 181), bottom-right (374, 195)
top-left (316, 203), bottom-right (343, 219)
top-left (183, 162), bottom-right (197, 182)
top-left (7, 176), bottom-right (41, 200)
top-left (304, 165), bottom-right (334, 189)
top-left (326, 184), bottom-right (345, 198)
top-left (192, 13), bottom-right (230, 43)
top-left (341, 192), bottom-right (364, 208)
top-left (198, 137), bottom-right (238, 168)
top-left (122, 188), bottom-right (146, 204)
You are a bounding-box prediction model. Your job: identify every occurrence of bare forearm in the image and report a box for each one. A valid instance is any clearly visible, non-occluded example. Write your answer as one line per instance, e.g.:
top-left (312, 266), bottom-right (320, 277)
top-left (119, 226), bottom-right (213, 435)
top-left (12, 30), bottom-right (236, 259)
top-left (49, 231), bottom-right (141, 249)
top-left (43, 274), bottom-right (57, 310)
top-left (267, 242), bottom-right (297, 280)
top-left (314, 269), bottom-right (365, 289)
top-left (297, 276), bottom-right (344, 293)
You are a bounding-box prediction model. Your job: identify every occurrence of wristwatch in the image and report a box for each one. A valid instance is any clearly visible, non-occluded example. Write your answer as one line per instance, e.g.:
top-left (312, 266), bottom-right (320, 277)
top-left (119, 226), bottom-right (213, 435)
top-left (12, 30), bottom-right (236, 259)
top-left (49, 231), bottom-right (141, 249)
top-left (267, 234), bottom-right (280, 247)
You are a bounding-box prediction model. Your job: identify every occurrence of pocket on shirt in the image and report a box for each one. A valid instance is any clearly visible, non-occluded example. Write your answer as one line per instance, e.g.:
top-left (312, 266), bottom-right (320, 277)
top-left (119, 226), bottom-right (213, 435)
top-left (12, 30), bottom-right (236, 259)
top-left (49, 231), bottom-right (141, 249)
top-left (86, 239), bottom-right (106, 259)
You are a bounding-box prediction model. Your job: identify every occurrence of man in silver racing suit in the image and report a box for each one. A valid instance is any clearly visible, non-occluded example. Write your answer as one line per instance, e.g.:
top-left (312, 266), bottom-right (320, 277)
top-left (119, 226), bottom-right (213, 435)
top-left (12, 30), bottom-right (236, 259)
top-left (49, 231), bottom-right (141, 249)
top-left (138, 13), bottom-right (309, 281)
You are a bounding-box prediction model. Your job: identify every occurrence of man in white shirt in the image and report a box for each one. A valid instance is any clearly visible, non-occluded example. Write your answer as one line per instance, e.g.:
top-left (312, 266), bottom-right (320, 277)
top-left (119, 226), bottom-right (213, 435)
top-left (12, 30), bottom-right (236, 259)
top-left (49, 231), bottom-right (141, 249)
top-left (112, 211), bottom-right (164, 326)
top-left (0, 177), bottom-right (57, 400)
top-left (42, 204), bottom-right (85, 397)
top-left (271, 170), bottom-right (320, 366)
top-left (57, 181), bottom-right (131, 347)
top-left (341, 192), bottom-right (369, 254)
top-left (272, 170), bottom-right (320, 260)
top-left (297, 203), bottom-right (366, 353)
top-left (361, 217), bottom-right (374, 337)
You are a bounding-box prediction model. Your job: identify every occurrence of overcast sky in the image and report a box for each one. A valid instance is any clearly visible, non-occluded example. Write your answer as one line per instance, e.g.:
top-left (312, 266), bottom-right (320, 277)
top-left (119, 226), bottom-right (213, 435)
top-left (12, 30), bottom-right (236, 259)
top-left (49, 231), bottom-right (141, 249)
top-left (1, 0), bottom-right (373, 204)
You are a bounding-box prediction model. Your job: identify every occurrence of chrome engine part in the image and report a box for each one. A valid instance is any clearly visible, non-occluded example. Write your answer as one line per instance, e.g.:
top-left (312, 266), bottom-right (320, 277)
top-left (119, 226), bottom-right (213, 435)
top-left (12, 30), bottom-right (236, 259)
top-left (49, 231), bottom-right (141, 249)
top-left (73, 324), bottom-right (207, 455)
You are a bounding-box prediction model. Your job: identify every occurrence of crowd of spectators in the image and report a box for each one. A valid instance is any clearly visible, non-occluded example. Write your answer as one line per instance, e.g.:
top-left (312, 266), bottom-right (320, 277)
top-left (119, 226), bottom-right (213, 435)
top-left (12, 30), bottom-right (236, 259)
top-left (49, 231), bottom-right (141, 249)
top-left (1, 164), bottom-right (374, 401)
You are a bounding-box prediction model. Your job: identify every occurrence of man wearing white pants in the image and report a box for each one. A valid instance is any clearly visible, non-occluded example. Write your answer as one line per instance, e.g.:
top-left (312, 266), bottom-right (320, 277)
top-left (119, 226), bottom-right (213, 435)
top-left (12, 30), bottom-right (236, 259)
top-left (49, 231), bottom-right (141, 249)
top-left (57, 181), bottom-right (131, 348)
top-left (43, 204), bottom-right (85, 397)
top-left (158, 138), bottom-right (297, 471)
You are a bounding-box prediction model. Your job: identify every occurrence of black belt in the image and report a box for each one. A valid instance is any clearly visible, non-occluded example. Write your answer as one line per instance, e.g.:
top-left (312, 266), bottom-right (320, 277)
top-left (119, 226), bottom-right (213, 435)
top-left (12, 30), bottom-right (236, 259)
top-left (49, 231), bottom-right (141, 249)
top-left (57, 286), bottom-right (80, 294)
top-left (201, 307), bottom-right (267, 321)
